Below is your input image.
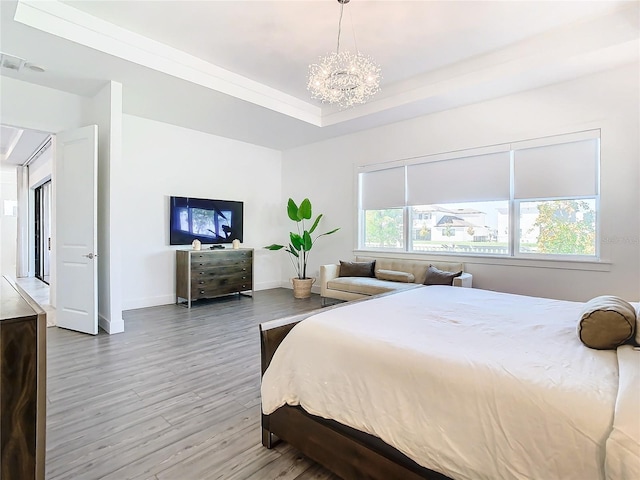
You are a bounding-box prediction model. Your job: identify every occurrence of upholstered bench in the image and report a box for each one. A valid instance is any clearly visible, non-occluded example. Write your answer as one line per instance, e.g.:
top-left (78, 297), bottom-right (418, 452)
top-left (320, 255), bottom-right (472, 305)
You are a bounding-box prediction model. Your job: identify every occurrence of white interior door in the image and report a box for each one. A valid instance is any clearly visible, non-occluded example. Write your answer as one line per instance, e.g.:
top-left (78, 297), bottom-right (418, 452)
top-left (55, 125), bottom-right (98, 335)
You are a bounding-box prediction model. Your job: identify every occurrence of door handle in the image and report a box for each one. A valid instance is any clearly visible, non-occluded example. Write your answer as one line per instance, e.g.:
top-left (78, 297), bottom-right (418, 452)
top-left (82, 253), bottom-right (98, 259)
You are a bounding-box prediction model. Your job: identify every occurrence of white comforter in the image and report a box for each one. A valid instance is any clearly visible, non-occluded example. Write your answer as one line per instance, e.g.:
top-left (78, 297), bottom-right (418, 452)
top-left (261, 286), bottom-right (640, 480)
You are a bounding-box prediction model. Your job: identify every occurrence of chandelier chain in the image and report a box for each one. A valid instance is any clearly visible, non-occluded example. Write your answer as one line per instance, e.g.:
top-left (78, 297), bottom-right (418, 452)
top-left (336, 1), bottom-right (344, 54)
top-left (349, 5), bottom-right (359, 53)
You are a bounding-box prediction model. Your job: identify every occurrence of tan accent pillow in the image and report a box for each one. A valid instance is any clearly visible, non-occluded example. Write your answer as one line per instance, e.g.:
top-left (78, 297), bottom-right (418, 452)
top-left (339, 260), bottom-right (376, 278)
top-left (376, 269), bottom-right (415, 283)
top-left (423, 265), bottom-right (462, 286)
top-left (578, 296), bottom-right (636, 350)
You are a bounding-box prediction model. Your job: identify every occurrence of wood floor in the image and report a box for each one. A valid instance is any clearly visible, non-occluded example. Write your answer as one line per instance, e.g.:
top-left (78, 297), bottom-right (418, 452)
top-left (46, 289), bottom-right (341, 480)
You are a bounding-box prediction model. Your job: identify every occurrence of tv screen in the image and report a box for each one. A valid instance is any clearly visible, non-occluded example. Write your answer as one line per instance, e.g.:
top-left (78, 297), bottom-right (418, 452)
top-left (170, 196), bottom-right (243, 245)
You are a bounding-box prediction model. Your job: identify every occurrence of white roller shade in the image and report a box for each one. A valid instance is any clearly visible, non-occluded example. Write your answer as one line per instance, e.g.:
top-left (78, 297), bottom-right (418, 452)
top-left (360, 167), bottom-right (405, 210)
top-left (407, 152), bottom-right (510, 205)
top-left (514, 138), bottom-right (599, 199)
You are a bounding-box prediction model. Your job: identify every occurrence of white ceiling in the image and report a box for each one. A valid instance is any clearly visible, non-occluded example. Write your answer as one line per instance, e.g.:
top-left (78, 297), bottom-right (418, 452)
top-left (0, 0), bottom-right (638, 158)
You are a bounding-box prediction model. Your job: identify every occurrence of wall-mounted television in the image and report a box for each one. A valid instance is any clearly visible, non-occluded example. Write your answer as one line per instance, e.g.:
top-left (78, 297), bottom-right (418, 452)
top-left (169, 196), bottom-right (243, 245)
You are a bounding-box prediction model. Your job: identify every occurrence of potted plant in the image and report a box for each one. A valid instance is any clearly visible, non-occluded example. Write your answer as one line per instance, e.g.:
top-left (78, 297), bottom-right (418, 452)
top-left (265, 198), bottom-right (339, 298)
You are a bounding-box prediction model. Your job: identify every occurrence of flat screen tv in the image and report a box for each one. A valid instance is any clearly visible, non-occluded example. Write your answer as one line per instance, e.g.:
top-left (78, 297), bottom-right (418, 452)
top-left (169, 196), bottom-right (243, 245)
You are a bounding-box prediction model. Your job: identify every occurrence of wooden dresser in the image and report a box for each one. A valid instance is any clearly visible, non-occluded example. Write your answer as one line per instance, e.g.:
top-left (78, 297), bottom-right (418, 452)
top-left (0, 276), bottom-right (46, 480)
top-left (176, 248), bottom-right (253, 308)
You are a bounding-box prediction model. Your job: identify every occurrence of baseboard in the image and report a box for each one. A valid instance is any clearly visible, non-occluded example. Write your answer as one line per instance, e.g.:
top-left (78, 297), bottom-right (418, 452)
top-left (98, 313), bottom-right (124, 334)
top-left (123, 294), bottom-right (177, 311)
top-left (255, 281), bottom-right (282, 291)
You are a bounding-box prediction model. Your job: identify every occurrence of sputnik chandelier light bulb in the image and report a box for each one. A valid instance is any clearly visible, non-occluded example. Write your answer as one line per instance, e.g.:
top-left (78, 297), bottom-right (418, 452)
top-left (307, 0), bottom-right (381, 109)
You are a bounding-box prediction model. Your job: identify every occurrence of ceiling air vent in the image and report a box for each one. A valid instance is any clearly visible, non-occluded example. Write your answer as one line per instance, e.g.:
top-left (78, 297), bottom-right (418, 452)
top-left (0, 52), bottom-right (26, 71)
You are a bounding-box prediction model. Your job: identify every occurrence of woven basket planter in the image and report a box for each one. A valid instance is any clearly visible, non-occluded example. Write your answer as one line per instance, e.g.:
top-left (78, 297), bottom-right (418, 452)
top-left (291, 278), bottom-right (316, 299)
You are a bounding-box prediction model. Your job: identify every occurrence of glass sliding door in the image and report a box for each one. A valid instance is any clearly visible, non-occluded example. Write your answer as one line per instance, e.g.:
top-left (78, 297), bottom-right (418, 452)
top-left (34, 181), bottom-right (51, 284)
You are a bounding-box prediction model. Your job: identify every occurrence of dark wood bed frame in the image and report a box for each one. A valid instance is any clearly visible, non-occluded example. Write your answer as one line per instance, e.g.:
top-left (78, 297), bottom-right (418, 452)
top-left (259, 302), bottom-right (453, 480)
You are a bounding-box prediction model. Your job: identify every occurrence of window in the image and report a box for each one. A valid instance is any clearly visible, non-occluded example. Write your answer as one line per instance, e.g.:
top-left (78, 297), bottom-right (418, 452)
top-left (359, 130), bottom-right (600, 260)
top-left (360, 166), bottom-right (405, 250)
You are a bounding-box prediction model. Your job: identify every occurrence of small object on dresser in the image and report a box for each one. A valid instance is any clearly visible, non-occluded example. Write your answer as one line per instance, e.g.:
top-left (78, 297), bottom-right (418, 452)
top-left (232, 239), bottom-right (240, 249)
top-left (192, 239), bottom-right (201, 251)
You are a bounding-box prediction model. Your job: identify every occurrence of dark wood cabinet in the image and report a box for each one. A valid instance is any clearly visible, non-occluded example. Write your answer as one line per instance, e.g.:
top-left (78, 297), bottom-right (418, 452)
top-left (176, 248), bottom-right (253, 307)
top-left (0, 276), bottom-right (46, 480)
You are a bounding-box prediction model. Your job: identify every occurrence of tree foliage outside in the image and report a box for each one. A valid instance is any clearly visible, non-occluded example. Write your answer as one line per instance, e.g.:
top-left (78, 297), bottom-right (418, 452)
top-left (417, 222), bottom-right (431, 240)
top-left (530, 200), bottom-right (596, 255)
top-left (365, 209), bottom-right (403, 247)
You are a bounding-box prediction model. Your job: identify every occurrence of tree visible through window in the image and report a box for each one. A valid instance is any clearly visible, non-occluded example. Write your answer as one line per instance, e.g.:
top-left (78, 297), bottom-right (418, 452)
top-left (521, 199), bottom-right (596, 255)
top-left (364, 209), bottom-right (404, 248)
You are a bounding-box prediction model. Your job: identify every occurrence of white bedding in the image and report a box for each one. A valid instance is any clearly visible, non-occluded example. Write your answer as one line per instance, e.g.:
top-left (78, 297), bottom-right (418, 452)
top-left (261, 286), bottom-right (640, 480)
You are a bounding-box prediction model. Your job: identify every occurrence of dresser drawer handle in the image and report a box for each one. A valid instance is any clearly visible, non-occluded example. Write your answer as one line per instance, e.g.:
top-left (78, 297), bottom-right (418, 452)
top-left (200, 290), bottom-right (205, 294)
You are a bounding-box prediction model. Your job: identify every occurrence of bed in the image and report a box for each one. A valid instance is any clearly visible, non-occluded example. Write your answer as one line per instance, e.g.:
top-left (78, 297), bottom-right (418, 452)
top-left (260, 286), bottom-right (640, 480)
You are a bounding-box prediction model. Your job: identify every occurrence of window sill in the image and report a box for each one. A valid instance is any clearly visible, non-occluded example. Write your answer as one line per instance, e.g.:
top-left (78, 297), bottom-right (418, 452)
top-left (353, 249), bottom-right (611, 272)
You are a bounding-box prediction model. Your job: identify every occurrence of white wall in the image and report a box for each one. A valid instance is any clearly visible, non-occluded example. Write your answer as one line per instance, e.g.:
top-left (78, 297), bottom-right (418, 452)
top-left (28, 143), bottom-right (53, 188)
top-left (0, 166), bottom-right (18, 276)
top-left (120, 115), bottom-right (283, 310)
top-left (282, 63), bottom-right (640, 302)
top-left (88, 81), bottom-right (124, 334)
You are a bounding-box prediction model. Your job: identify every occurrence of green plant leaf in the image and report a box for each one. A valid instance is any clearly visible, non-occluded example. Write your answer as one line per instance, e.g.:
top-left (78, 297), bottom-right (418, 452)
top-left (298, 198), bottom-right (312, 220)
top-left (290, 232), bottom-right (303, 250)
top-left (264, 244), bottom-right (285, 250)
top-left (302, 231), bottom-right (312, 250)
top-left (309, 214), bottom-right (322, 234)
top-left (287, 198), bottom-right (299, 222)
top-left (287, 244), bottom-right (299, 257)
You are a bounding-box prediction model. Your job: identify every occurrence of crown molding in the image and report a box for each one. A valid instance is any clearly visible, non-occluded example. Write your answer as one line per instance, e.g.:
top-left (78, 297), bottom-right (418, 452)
top-left (14, 0), bottom-right (323, 126)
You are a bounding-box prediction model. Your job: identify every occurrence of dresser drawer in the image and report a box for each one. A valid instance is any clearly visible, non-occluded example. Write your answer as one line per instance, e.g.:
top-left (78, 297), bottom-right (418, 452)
top-left (190, 250), bottom-right (252, 267)
top-left (191, 276), bottom-right (253, 299)
top-left (190, 260), bottom-right (251, 275)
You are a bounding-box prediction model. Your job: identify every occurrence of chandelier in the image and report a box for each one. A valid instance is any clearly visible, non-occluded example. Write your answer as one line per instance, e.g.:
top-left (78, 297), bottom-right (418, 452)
top-left (307, 0), bottom-right (381, 109)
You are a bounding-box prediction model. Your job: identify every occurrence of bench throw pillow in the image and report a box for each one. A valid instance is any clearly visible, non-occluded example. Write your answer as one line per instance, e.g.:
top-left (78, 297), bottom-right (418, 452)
top-left (423, 265), bottom-right (463, 286)
top-left (578, 295), bottom-right (636, 350)
top-left (339, 260), bottom-right (376, 278)
top-left (376, 269), bottom-right (415, 283)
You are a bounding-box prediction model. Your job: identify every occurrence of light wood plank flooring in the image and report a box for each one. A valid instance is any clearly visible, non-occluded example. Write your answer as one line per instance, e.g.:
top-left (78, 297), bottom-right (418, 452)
top-left (46, 289), bottom-right (340, 480)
